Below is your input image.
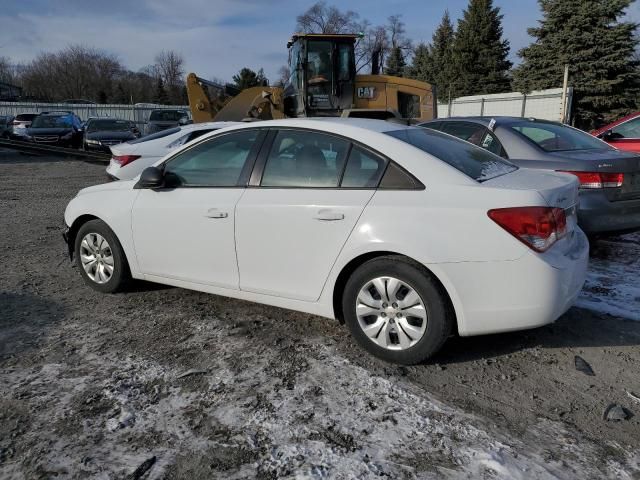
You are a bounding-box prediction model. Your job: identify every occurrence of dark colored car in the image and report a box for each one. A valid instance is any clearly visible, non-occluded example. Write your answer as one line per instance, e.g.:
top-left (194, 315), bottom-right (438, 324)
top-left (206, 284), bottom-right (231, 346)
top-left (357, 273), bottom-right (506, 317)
top-left (591, 112), bottom-right (640, 153)
top-left (26, 111), bottom-right (84, 148)
top-left (83, 118), bottom-right (140, 152)
top-left (419, 117), bottom-right (640, 236)
top-left (145, 109), bottom-right (191, 135)
top-left (8, 113), bottom-right (38, 139)
top-left (0, 115), bottom-right (14, 138)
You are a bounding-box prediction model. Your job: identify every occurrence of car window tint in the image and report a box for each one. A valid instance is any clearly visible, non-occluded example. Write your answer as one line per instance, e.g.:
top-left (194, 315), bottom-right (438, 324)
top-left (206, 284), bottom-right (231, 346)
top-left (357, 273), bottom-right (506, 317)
top-left (341, 146), bottom-right (386, 188)
top-left (261, 130), bottom-right (349, 187)
top-left (441, 122), bottom-right (486, 145)
top-left (511, 122), bottom-right (606, 151)
top-left (164, 130), bottom-right (258, 187)
top-left (480, 131), bottom-right (506, 157)
top-left (386, 128), bottom-right (517, 182)
top-left (612, 117), bottom-right (640, 139)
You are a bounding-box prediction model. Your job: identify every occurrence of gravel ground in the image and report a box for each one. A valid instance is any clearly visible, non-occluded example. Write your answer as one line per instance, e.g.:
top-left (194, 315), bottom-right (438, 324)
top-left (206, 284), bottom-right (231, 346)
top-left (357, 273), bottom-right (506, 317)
top-left (1, 150), bottom-right (639, 479)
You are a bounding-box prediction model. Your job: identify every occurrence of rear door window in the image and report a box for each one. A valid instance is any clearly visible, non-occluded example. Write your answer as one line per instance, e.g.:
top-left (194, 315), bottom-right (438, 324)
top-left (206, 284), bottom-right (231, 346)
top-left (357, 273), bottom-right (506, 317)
top-left (341, 146), bottom-right (387, 188)
top-left (260, 130), bottom-right (350, 187)
top-left (441, 121), bottom-right (487, 146)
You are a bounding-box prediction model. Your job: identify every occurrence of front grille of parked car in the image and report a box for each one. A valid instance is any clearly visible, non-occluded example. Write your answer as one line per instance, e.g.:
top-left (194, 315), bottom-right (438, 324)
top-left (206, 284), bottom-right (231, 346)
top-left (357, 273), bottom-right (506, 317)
top-left (34, 136), bottom-right (59, 142)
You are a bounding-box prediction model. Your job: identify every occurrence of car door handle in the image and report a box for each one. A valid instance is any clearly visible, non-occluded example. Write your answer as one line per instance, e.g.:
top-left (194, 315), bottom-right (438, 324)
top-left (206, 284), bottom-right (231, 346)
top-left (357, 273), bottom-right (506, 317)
top-left (205, 208), bottom-right (229, 219)
top-left (314, 209), bottom-right (345, 221)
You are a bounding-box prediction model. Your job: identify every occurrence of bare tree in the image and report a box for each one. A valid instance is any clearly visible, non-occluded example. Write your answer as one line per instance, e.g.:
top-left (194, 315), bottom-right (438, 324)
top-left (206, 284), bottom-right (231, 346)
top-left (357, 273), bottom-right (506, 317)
top-left (0, 56), bottom-right (17, 84)
top-left (154, 50), bottom-right (185, 104)
top-left (20, 45), bottom-right (122, 102)
top-left (275, 65), bottom-right (291, 87)
top-left (296, 1), bottom-right (359, 33)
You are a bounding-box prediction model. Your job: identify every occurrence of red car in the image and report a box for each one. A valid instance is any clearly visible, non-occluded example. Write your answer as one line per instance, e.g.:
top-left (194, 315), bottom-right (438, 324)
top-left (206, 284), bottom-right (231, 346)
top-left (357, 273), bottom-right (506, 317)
top-left (592, 112), bottom-right (640, 153)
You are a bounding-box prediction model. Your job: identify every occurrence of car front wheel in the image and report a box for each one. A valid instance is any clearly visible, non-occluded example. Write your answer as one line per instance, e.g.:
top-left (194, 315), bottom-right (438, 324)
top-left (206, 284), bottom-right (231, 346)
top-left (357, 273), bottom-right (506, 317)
top-left (74, 219), bottom-right (130, 293)
top-left (342, 256), bottom-right (452, 365)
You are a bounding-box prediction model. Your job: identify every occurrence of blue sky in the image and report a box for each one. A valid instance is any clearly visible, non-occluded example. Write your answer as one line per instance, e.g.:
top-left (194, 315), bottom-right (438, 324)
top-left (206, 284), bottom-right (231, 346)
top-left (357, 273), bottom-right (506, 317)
top-left (1, 0), bottom-right (638, 82)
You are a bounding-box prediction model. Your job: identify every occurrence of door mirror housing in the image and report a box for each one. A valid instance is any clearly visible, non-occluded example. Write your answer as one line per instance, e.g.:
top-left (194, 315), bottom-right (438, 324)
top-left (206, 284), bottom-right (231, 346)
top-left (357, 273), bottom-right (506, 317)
top-left (136, 166), bottom-right (164, 189)
top-left (599, 129), bottom-right (614, 141)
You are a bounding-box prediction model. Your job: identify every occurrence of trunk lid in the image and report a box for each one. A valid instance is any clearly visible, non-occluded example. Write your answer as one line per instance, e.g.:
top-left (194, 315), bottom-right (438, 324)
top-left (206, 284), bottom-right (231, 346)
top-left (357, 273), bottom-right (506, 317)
top-left (550, 149), bottom-right (640, 201)
top-left (484, 168), bottom-right (580, 236)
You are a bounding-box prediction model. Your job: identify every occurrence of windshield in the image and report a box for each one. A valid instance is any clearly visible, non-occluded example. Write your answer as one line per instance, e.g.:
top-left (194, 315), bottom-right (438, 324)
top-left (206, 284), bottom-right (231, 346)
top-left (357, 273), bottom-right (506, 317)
top-left (307, 40), bottom-right (333, 106)
top-left (31, 115), bottom-right (72, 129)
top-left (511, 121), bottom-right (607, 152)
top-left (386, 128), bottom-right (518, 182)
top-left (87, 119), bottom-right (130, 132)
top-left (149, 110), bottom-right (187, 121)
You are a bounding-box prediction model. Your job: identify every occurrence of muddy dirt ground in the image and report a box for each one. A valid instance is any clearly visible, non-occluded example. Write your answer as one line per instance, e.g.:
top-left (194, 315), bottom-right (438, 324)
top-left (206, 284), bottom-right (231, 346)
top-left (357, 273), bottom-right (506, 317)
top-left (1, 151), bottom-right (639, 479)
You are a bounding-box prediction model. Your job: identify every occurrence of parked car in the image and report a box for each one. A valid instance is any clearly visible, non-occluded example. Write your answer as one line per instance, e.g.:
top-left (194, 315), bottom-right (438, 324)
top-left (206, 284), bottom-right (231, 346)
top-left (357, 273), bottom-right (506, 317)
top-left (106, 121), bottom-right (237, 180)
top-left (145, 109), bottom-right (191, 135)
top-left (419, 117), bottom-right (640, 236)
top-left (0, 115), bottom-right (14, 138)
top-left (8, 113), bottom-right (38, 139)
top-left (591, 112), bottom-right (640, 153)
top-left (25, 111), bottom-right (84, 148)
top-left (64, 118), bottom-right (588, 364)
top-left (83, 118), bottom-right (140, 152)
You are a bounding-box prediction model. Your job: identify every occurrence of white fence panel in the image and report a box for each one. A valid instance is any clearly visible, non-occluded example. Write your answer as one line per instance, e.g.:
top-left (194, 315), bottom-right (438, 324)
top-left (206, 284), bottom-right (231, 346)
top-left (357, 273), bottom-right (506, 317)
top-left (0, 102), bottom-right (190, 128)
top-left (438, 87), bottom-right (571, 122)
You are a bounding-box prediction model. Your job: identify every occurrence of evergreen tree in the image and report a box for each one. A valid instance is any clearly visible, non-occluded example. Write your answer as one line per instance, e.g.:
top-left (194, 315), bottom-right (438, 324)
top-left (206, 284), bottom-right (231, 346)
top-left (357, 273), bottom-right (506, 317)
top-left (385, 46), bottom-right (406, 76)
top-left (410, 10), bottom-right (456, 100)
top-left (409, 43), bottom-right (432, 82)
top-left (513, 0), bottom-right (640, 128)
top-left (153, 77), bottom-right (169, 104)
top-left (233, 67), bottom-right (269, 91)
top-left (451, 0), bottom-right (511, 97)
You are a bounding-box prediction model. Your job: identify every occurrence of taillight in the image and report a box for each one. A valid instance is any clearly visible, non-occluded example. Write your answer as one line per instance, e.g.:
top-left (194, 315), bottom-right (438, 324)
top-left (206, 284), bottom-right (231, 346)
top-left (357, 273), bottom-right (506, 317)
top-left (559, 171), bottom-right (624, 189)
top-left (113, 155), bottom-right (141, 167)
top-left (488, 206), bottom-right (567, 252)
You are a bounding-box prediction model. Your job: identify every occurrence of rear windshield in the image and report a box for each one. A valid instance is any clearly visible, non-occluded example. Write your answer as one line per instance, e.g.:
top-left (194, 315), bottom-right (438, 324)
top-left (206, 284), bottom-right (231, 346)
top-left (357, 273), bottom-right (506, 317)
top-left (16, 114), bottom-right (37, 121)
top-left (127, 127), bottom-right (181, 144)
top-left (31, 115), bottom-right (72, 128)
top-left (386, 128), bottom-right (517, 181)
top-left (510, 121), bottom-right (607, 152)
top-left (87, 119), bottom-right (130, 132)
top-left (149, 110), bottom-right (187, 121)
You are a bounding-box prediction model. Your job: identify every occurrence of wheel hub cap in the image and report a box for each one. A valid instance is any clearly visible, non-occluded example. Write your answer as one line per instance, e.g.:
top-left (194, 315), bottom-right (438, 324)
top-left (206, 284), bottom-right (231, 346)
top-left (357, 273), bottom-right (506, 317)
top-left (355, 276), bottom-right (428, 351)
top-left (80, 233), bottom-right (114, 284)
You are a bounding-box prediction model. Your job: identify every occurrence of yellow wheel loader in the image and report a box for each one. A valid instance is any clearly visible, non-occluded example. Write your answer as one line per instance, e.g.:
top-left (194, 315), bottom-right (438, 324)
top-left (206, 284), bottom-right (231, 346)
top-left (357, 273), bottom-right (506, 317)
top-left (187, 33), bottom-right (437, 123)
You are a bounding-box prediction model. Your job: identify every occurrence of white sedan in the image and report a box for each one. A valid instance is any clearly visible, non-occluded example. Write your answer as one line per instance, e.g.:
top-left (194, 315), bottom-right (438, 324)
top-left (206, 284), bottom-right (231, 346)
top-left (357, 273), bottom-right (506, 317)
top-left (106, 121), bottom-right (238, 180)
top-left (64, 118), bottom-right (589, 364)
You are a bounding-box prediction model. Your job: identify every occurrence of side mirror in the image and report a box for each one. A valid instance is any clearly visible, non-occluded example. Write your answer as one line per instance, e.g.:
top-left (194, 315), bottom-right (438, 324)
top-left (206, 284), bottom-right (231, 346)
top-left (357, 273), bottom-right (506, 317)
top-left (136, 167), bottom-right (164, 189)
top-left (178, 117), bottom-right (192, 126)
top-left (599, 129), bottom-right (614, 140)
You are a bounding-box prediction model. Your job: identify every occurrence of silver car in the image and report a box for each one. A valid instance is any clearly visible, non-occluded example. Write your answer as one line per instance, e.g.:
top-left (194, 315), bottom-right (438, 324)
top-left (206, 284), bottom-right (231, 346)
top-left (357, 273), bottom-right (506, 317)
top-left (419, 117), bottom-right (640, 236)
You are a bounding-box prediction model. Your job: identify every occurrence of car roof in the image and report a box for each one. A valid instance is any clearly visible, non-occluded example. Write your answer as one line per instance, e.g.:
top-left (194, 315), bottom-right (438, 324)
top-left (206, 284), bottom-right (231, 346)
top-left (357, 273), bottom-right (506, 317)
top-left (422, 116), bottom-right (564, 127)
top-left (219, 117), bottom-right (414, 134)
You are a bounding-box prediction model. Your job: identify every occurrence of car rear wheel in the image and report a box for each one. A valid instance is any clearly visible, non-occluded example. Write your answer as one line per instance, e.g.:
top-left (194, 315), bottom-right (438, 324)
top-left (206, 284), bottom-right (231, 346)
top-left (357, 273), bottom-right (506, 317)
top-left (342, 256), bottom-right (452, 365)
top-left (74, 219), bottom-right (130, 293)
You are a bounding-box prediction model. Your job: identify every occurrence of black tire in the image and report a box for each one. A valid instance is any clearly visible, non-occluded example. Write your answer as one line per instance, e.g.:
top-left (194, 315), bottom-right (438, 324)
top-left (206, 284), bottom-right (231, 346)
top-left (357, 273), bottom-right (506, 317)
top-left (342, 256), bottom-right (452, 365)
top-left (74, 219), bottom-right (131, 293)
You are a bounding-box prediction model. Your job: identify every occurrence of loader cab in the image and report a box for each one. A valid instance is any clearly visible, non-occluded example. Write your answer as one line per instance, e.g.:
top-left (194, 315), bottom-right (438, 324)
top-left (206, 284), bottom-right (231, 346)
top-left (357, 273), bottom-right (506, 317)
top-left (283, 33), bottom-right (357, 117)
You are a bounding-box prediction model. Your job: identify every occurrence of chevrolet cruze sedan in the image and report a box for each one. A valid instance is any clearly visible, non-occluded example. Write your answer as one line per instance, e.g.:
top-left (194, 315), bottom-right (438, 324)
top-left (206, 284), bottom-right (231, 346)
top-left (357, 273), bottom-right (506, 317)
top-left (63, 119), bottom-right (589, 364)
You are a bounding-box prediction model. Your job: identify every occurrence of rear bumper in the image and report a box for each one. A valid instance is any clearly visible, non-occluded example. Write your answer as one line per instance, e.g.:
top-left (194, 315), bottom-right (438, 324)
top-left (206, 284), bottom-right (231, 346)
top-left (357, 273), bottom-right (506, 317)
top-left (439, 229), bottom-right (589, 336)
top-left (578, 191), bottom-right (640, 235)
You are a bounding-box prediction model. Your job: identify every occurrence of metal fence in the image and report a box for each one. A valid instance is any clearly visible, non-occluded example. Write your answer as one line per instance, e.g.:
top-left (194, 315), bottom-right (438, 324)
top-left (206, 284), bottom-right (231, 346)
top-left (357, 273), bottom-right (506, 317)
top-left (0, 102), bottom-right (190, 129)
top-left (437, 87), bottom-right (573, 123)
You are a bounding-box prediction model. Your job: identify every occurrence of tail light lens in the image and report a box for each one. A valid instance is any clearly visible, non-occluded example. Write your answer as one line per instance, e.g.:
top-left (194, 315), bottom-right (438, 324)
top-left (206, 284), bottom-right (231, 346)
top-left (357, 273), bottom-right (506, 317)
top-left (488, 206), bottom-right (567, 252)
top-left (113, 155), bottom-right (141, 167)
top-left (559, 171), bottom-right (624, 189)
